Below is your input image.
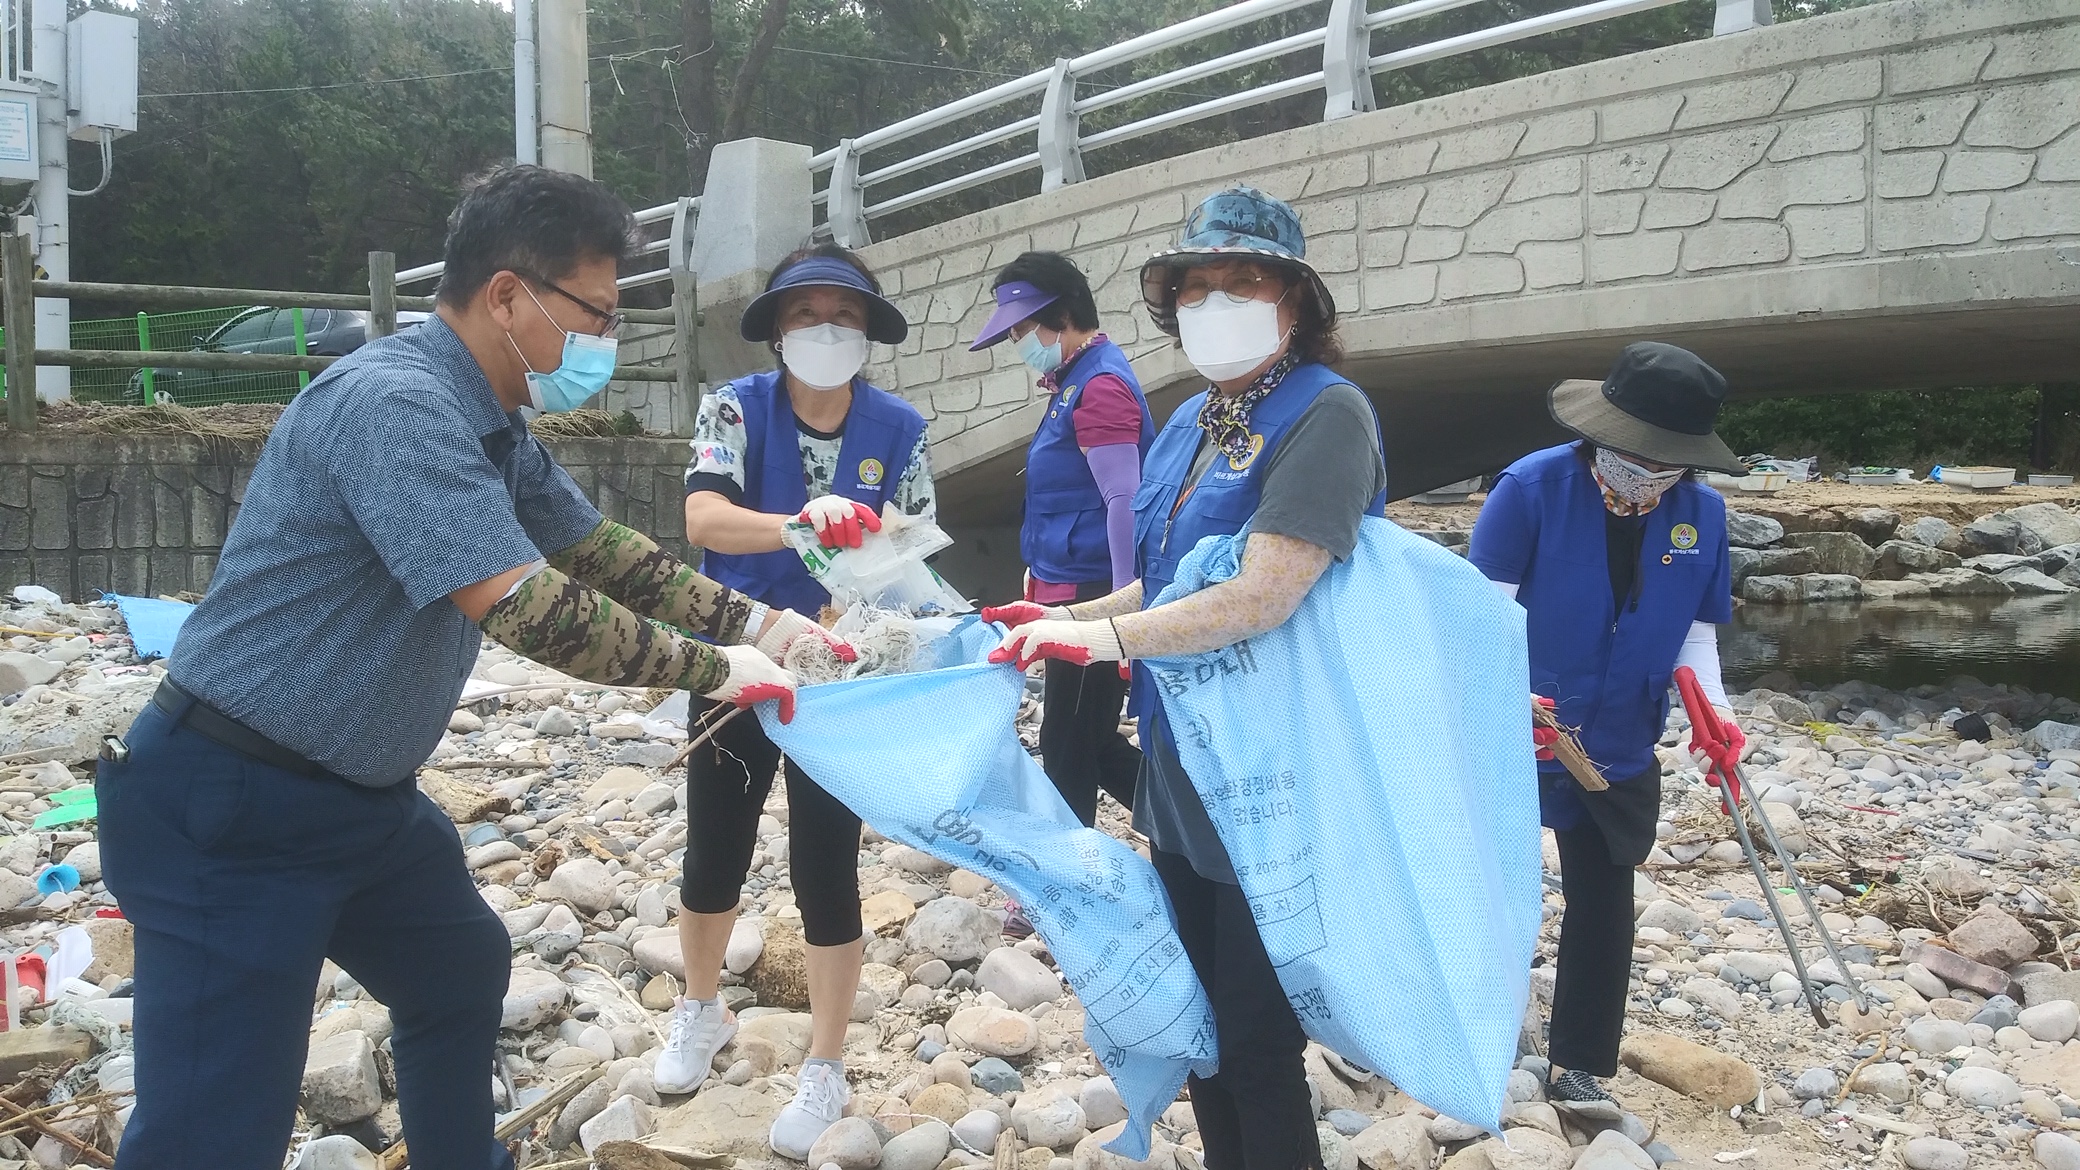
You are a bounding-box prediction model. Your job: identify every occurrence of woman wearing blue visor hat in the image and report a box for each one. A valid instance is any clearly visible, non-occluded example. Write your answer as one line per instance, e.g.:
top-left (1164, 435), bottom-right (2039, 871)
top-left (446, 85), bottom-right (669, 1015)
top-left (664, 244), bottom-right (933, 1159)
top-left (986, 187), bottom-right (1386, 1170)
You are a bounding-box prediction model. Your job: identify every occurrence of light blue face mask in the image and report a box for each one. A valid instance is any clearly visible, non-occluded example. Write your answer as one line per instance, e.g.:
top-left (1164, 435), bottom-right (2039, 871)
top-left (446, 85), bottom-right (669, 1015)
top-left (511, 285), bottom-right (619, 412)
top-left (1017, 329), bottom-right (1063, 376)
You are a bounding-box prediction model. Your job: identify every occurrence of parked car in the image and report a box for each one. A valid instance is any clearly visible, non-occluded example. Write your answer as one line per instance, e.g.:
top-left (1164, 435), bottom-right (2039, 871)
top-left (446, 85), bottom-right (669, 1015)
top-left (129, 307), bottom-right (429, 404)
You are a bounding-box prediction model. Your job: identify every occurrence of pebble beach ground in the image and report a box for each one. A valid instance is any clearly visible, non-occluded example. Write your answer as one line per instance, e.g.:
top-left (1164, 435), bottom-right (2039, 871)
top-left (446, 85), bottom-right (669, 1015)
top-left (0, 578), bottom-right (2076, 1169)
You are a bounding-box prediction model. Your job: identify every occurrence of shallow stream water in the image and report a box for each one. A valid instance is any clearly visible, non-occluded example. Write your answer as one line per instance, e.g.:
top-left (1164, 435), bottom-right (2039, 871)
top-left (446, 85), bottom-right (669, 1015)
top-left (1722, 594), bottom-right (2080, 700)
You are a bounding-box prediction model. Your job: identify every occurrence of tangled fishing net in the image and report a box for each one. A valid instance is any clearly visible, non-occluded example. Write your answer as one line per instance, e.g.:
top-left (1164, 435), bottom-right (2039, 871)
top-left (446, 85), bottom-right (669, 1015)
top-left (784, 609), bottom-right (931, 684)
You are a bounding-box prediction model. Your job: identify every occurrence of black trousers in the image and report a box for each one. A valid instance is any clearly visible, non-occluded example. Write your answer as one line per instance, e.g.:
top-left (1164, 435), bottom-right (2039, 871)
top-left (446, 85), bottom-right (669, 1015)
top-left (1547, 821), bottom-right (1642, 1076)
top-left (682, 703), bottom-right (865, 947)
top-left (1038, 658), bottom-right (1140, 827)
top-left (1151, 848), bottom-right (1322, 1170)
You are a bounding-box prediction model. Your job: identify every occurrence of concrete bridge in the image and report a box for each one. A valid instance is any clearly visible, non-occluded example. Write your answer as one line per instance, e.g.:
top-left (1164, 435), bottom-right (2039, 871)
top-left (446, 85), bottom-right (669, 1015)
top-left (611, 0), bottom-right (2080, 590)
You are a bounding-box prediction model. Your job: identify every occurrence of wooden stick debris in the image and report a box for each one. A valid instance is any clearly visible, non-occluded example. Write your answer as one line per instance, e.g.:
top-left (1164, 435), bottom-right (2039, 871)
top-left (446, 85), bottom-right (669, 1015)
top-left (1533, 700), bottom-right (1607, 792)
top-left (0, 1094), bottom-right (112, 1166)
top-left (0, 1089), bottom-right (130, 1141)
top-left (665, 707), bottom-right (746, 772)
top-left (378, 1068), bottom-right (603, 1169)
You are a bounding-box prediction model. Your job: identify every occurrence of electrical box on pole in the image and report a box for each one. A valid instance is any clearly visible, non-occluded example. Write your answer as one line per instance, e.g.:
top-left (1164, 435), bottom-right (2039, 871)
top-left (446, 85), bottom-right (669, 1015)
top-left (0, 80), bottom-right (36, 184)
top-left (66, 12), bottom-right (138, 141)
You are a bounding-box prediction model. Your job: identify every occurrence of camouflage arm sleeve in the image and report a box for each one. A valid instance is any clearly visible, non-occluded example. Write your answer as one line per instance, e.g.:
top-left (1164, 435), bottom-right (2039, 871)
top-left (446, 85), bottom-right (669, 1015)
top-left (548, 518), bottom-right (756, 643)
top-left (479, 564), bottom-right (733, 694)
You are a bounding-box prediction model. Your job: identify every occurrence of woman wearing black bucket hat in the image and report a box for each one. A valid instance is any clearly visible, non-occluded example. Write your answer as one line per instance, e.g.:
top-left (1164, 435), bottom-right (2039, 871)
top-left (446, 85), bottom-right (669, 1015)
top-left (1469, 342), bottom-right (1747, 1104)
top-left (984, 186), bottom-right (1386, 1170)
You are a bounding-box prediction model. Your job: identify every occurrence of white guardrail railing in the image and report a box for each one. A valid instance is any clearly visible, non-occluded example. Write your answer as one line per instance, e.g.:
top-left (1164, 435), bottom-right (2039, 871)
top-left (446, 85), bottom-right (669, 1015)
top-left (399, 0), bottom-right (1772, 286)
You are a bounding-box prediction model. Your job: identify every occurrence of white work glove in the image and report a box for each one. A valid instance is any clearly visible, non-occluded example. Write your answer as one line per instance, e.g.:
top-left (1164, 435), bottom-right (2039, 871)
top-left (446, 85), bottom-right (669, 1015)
top-left (989, 619), bottom-right (1124, 670)
top-left (753, 608), bottom-right (858, 666)
top-left (701, 644), bottom-right (800, 724)
top-left (798, 495), bottom-right (881, 549)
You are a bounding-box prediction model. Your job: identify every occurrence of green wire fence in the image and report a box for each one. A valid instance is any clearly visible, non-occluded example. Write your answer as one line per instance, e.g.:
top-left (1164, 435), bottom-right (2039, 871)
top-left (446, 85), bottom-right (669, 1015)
top-left (1, 304), bottom-right (314, 406)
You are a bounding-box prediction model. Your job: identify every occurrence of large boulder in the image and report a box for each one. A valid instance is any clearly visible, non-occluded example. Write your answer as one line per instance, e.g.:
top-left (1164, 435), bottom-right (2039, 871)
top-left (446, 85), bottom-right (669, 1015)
top-left (1961, 513), bottom-right (2044, 557)
top-left (2005, 503), bottom-right (2080, 550)
top-left (1725, 512), bottom-right (1785, 548)
top-left (1998, 567), bottom-right (2076, 595)
top-left (1730, 547), bottom-right (1816, 587)
top-left (1913, 569), bottom-right (2014, 598)
top-left (1782, 532), bottom-right (1878, 578)
top-left (1843, 507), bottom-right (1902, 545)
top-left (1742, 574), bottom-right (1861, 604)
top-left (1870, 540), bottom-right (1960, 580)
top-left (2033, 543), bottom-right (2080, 575)
top-left (1901, 515), bottom-right (1959, 549)
top-left (1862, 578), bottom-right (1933, 601)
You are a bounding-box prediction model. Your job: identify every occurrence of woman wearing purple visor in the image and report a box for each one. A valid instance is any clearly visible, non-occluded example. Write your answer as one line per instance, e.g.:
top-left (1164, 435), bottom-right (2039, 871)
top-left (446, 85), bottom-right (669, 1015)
top-left (969, 253), bottom-right (1153, 840)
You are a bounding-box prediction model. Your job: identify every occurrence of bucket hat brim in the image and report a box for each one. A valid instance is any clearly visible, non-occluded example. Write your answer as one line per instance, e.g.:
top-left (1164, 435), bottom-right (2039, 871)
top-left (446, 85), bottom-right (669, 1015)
top-left (1549, 379), bottom-right (1748, 476)
top-left (1138, 246), bottom-right (1335, 337)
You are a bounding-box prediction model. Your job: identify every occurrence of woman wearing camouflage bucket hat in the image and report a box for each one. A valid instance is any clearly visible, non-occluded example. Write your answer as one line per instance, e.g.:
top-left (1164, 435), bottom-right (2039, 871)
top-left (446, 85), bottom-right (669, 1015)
top-left (982, 186), bottom-right (1386, 1170)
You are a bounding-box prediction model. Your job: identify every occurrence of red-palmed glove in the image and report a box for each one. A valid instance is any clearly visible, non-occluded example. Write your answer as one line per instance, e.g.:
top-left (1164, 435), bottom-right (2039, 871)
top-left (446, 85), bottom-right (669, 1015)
top-left (989, 620), bottom-right (1124, 670)
top-left (980, 601), bottom-right (1069, 628)
top-left (799, 496), bottom-right (881, 549)
top-left (1690, 713), bottom-right (1747, 782)
top-left (1531, 695), bottom-right (1559, 761)
top-left (701, 645), bottom-right (800, 724)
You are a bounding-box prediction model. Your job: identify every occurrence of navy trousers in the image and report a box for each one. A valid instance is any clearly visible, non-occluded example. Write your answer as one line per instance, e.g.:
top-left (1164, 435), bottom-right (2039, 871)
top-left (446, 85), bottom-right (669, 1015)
top-left (97, 702), bottom-right (514, 1170)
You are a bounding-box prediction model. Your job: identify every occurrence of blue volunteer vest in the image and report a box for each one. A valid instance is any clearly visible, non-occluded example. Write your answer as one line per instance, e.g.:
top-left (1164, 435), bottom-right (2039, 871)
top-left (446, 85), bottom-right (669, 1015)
top-left (702, 369), bottom-right (928, 616)
top-left (1021, 340), bottom-right (1155, 586)
top-left (1496, 445), bottom-right (1729, 830)
top-left (1128, 363), bottom-right (1387, 746)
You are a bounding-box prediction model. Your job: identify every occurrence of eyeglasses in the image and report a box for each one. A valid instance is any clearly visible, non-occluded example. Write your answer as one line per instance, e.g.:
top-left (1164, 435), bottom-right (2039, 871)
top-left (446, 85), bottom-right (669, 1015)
top-left (517, 270), bottom-right (624, 338)
top-left (1174, 268), bottom-right (1286, 310)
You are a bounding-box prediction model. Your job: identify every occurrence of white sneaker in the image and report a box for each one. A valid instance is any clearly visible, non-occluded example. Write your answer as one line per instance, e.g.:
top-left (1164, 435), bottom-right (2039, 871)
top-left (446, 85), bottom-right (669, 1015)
top-left (652, 995), bottom-right (736, 1095)
top-left (770, 1061), bottom-right (850, 1159)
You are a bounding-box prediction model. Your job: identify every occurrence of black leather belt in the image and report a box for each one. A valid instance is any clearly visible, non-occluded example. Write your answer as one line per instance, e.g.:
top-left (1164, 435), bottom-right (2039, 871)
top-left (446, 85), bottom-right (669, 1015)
top-left (152, 678), bottom-right (338, 780)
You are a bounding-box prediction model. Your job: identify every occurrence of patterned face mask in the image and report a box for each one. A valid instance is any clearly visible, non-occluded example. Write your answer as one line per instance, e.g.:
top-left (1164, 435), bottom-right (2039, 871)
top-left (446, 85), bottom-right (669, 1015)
top-left (1592, 448), bottom-right (1684, 515)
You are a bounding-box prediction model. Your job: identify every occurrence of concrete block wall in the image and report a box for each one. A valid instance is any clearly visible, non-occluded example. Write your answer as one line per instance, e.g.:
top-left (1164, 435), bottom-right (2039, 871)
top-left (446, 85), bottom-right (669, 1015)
top-left (854, 0), bottom-right (2080, 481)
top-left (0, 434), bottom-right (696, 603)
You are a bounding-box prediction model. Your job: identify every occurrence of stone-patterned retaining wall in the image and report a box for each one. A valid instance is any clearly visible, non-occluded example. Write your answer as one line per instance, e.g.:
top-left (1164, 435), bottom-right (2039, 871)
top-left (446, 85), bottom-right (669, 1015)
top-left (0, 434), bottom-right (695, 602)
top-left (855, 0), bottom-right (2080, 481)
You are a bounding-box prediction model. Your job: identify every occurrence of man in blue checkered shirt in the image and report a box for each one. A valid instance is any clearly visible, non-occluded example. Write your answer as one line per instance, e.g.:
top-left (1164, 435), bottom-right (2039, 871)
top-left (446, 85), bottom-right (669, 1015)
top-left (94, 167), bottom-right (851, 1170)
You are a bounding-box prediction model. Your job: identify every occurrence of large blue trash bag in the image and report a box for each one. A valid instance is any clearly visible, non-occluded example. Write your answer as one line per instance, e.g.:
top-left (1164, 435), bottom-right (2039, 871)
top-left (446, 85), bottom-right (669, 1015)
top-left (105, 594), bottom-right (195, 661)
top-left (1142, 517), bottom-right (1542, 1134)
top-left (759, 618), bottom-right (1218, 1159)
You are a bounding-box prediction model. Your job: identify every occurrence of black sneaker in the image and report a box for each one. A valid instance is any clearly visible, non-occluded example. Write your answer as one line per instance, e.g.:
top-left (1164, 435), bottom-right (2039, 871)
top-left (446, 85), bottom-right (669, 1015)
top-left (1547, 1068), bottom-right (1617, 1105)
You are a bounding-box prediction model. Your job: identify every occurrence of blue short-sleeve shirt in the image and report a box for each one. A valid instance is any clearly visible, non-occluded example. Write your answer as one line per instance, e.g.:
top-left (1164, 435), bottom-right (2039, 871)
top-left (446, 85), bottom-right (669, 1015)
top-left (166, 316), bottom-right (603, 785)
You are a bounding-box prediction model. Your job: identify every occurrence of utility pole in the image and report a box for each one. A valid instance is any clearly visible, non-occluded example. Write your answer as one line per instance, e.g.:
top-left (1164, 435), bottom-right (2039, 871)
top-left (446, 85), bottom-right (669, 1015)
top-left (30, 1), bottom-right (65, 400)
top-left (514, 0), bottom-right (539, 165)
top-left (536, 0), bottom-right (591, 177)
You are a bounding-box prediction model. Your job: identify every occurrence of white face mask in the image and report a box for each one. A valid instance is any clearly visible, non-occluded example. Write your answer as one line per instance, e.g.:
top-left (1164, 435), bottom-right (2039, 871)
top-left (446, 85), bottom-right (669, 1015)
top-left (1177, 290), bottom-right (1289, 383)
top-left (780, 323), bottom-right (868, 391)
top-left (1594, 447), bottom-right (1685, 507)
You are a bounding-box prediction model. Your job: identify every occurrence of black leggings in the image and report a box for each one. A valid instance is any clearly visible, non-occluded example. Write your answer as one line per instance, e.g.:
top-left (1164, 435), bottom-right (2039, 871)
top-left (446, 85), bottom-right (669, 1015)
top-left (1151, 848), bottom-right (1322, 1170)
top-left (1038, 658), bottom-right (1140, 827)
top-left (681, 703), bottom-right (864, 947)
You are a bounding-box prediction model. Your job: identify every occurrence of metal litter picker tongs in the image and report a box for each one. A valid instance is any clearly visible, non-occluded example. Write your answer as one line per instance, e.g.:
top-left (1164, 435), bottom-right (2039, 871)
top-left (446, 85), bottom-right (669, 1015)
top-left (1675, 667), bottom-right (1869, 1027)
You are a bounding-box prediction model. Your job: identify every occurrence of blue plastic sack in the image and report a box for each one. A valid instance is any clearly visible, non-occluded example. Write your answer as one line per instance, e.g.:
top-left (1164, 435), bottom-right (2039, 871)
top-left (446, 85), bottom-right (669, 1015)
top-left (1143, 517), bottom-right (1542, 1134)
top-left (106, 594), bottom-right (195, 661)
top-left (760, 618), bottom-right (1217, 1159)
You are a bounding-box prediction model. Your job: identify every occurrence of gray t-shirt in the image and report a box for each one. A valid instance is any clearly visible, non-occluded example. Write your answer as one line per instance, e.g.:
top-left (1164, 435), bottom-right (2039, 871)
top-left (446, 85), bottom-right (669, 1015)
top-left (1133, 381), bottom-right (1387, 882)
